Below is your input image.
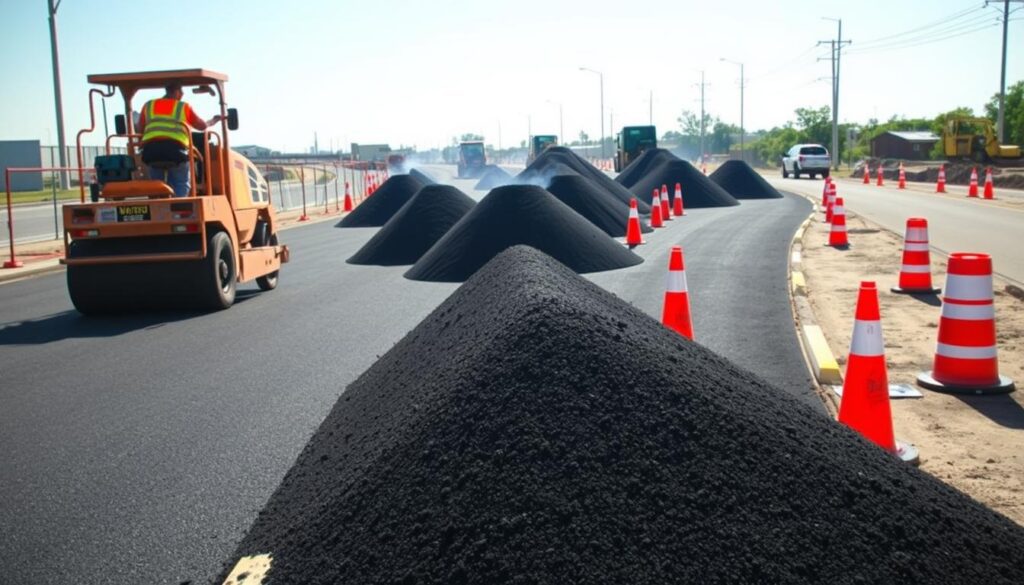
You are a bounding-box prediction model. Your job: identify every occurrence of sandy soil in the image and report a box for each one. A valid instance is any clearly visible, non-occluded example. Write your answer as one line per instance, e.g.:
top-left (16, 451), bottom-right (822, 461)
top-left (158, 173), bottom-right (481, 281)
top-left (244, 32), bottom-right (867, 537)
top-left (800, 208), bottom-right (1024, 526)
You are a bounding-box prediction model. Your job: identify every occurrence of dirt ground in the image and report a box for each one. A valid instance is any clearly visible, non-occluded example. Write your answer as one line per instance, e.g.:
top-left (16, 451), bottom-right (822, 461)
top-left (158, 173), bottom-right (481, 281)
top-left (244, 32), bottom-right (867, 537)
top-left (800, 208), bottom-right (1024, 526)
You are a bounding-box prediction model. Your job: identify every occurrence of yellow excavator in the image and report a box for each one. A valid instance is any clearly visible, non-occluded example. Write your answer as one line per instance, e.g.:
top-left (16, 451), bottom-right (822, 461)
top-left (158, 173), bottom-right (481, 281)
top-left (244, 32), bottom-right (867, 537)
top-left (942, 117), bottom-right (1021, 164)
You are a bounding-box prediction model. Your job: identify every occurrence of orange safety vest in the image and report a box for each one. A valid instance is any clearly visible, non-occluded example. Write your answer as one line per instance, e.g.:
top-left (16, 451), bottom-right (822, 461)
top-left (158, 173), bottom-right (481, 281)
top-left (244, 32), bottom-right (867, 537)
top-left (142, 98), bottom-right (190, 147)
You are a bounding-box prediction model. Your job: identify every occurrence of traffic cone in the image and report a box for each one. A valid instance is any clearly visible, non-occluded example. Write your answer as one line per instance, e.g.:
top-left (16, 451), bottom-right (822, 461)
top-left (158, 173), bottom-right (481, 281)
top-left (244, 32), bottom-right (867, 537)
top-left (825, 183), bottom-right (837, 223)
top-left (343, 181), bottom-right (353, 212)
top-left (898, 163), bottom-right (906, 189)
top-left (650, 189), bottom-right (664, 228)
top-left (660, 184), bottom-right (672, 219)
top-left (838, 281), bottom-right (918, 463)
top-left (936, 164), bottom-right (946, 193)
top-left (891, 218), bottom-right (940, 294)
top-left (968, 167), bottom-right (979, 197)
top-left (863, 164), bottom-right (871, 184)
top-left (983, 167), bottom-right (994, 199)
top-left (673, 183), bottom-right (685, 216)
top-left (661, 246), bottom-right (693, 339)
top-left (821, 177), bottom-right (831, 207)
top-left (829, 196), bottom-right (849, 247)
top-left (917, 253), bottom-right (1015, 394)
top-left (876, 163), bottom-right (884, 186)
top-left (624, 198), bottom-right (645, 247)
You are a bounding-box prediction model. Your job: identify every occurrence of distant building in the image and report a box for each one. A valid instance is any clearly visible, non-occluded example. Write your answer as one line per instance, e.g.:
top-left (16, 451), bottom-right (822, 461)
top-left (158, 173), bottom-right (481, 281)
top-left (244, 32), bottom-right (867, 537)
top-left (234, 145), bottom-right (275, 158)
top-left (870, 131), bottom-right (939, 161)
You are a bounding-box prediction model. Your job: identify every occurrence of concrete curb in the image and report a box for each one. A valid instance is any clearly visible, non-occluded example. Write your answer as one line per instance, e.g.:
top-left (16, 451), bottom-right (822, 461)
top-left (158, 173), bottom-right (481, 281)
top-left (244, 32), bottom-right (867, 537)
top-left (785, 191), bottom-right (842, 413)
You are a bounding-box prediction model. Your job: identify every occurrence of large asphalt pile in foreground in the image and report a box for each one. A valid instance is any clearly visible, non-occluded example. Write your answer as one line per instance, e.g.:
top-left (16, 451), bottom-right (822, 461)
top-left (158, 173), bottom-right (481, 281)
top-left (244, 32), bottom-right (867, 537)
top-left (631, 159), bottom-right (740, 208)
top-left (709, 160), bottom-right (784, 199)
top-left (408, 168), bottom-right (436, 185)
top-left (474, 165), bottom-right (512, 190)
top-left (223, 246), bottom-right (1024, 584)
top-left (522, 146), bottom-right (651, 214)
top-left (347, 185), bottom-right (476, 266)
top-left (614, 147), bottom-right (678, 188)
top-left (405, 185), bottom-right (641, 282)
top-left (337, 174), bottom-right (426, 228)
top-left (545, 172), bottom-right (653, 238)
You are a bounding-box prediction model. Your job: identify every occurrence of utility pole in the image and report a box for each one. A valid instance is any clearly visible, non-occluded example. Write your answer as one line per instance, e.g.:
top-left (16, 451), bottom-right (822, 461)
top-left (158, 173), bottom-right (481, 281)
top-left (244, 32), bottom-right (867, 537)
top-left (820, 18), bottom-right (851, 170)
top-left (649, 90), bottom-right (653, 125)
top-left (47, 0), bottom-right (69, 189)
top-left (579, 67), bottom-right (605, 158)
top-left (699, 71), bottom-right (706, 165)
top-left (988, 0), bottom-right (1022, 143)
top-left (720, 58), bottom-right (745, 161)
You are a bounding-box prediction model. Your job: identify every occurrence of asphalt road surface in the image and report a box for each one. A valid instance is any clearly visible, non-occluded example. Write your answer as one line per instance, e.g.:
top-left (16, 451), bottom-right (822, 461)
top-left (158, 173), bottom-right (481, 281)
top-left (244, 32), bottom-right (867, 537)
top-left (765, 175), bottom-right (1024, 287)
top-left (0, 165), bottom-right (813, 584)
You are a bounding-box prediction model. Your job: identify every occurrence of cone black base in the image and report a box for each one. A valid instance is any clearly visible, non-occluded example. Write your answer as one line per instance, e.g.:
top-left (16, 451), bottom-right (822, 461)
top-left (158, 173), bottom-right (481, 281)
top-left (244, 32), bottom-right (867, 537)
top-left (890, 287), bottom-right (942, 295)
top-left (916, 371), bottom-right (1016, 395)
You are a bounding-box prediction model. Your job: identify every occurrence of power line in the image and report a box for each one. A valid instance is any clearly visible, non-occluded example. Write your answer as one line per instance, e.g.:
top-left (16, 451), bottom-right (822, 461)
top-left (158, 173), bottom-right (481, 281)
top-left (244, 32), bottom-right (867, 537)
top-left (849, 12), bottom-right (996, 53)
top-left (853, 4), bottom-right (985, 48)
top-left (846, 21), bottom-right (1000, 55)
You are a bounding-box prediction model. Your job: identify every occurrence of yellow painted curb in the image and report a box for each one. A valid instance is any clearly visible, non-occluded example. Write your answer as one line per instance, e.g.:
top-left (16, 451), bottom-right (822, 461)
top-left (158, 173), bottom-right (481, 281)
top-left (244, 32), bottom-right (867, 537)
top-left (791, 271), bottom-right (807, 296)
top-left (221, 553), bottom-right (272, 585)
top-left (800, 325), bottom-right (843, 385)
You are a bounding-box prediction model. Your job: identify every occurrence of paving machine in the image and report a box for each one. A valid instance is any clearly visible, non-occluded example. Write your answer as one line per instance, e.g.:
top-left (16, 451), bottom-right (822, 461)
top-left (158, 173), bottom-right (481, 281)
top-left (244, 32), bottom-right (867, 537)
top-left (942, 117), bottom-right (1021, 164)
top-left (457, 141), bottom-right (487, 179)
top-left (527, 135), bottom-right (558, 164)
top-left (615, 125), bottom-right (657, 172)
top-left (62, 69), bottom-right (289, 314)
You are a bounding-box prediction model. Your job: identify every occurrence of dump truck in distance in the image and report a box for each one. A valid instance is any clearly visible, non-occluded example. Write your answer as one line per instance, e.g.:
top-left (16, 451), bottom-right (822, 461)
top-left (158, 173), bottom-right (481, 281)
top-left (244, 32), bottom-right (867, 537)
top-left (457, 141), bottom-right (487, 179)
top-left (61, 68), bottom-right (289, 314)
top-left (615, 126), bottom-right (657, 172)
top-left (527, 135), bottom-right (558, 164)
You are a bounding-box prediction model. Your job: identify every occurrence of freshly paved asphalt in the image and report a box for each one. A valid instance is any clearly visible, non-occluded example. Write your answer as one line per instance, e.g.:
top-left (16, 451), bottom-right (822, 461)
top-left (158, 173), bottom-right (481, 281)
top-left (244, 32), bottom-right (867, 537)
top-left (0, 165), bottom-right (813, 584)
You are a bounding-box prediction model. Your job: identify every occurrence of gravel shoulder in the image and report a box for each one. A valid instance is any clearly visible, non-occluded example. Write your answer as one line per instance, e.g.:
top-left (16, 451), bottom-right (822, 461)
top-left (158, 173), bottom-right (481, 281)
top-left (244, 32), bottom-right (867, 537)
top-left (799, 206), bottom-right (1024, 525)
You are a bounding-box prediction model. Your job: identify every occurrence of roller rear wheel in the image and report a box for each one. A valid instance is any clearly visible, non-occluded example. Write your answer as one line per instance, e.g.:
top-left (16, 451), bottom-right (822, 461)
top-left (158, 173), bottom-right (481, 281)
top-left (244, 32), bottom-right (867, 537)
top-left (198, 230), bottom-right (236, 310)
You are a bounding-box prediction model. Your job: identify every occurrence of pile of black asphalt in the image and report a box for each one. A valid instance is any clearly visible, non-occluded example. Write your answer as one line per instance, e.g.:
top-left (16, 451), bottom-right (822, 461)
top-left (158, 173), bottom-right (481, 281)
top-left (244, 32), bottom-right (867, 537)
top-left (544, 172), bottom-right (653, 238)
top-left (408, 168), bottom-right (436, 185)
top-left (222, 245), bottom-right (1024, 585)
top-left (347, 185), bottom-right (476, 266)
top-left (631, 159), bottom-right (740, 209)
top-left (709, 160), bottom-right (784, 199)
top-left (474, 165), bottom-right (512, 190)
top-left (336, 174), bottom-right (426, 228)
top-left (520, 146), bottom-right (651, 214)
top-left (404, 185), bottom-right (642, 282)
top-left (614, 147), bottom-right (679, 188)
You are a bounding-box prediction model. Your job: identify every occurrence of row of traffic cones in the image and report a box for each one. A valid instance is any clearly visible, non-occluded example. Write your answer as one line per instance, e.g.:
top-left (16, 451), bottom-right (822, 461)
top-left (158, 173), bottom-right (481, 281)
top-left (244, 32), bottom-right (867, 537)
top-left (864, 162), bottom-right (999, 199)
top-left (624, 183), bottom-right (686, 246)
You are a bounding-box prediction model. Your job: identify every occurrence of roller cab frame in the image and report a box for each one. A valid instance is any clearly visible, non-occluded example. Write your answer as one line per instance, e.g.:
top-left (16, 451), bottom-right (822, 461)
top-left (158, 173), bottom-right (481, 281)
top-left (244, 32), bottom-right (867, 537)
top-left (62, 68), bottom-right (289, 313)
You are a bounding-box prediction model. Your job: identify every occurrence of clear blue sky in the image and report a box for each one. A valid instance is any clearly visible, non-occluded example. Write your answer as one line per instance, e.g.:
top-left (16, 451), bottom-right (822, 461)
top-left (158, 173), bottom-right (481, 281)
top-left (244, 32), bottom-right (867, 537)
top-left (1, 0), bottom-right (1021, 152)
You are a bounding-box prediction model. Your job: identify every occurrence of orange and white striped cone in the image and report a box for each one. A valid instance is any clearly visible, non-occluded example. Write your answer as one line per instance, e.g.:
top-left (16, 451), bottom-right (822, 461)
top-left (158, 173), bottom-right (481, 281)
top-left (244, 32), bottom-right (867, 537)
top-left (838, 281), bottom-right (918, 463)
top-left (661, 246), bottom-right (693, 339)
top-left (660, 184), bottom-right (672, 220)
top-left (624, 197), bottom-right (645, 247)
top-left (673, 183), bottom-right (685, 216)
top-left (825, 183), bottom-right (837, 223)
top-left (828, 196), bottom-right (849, 247)
top-left (650, 189), bottom-right (664, 228)
top-left (917, 253), bottom-right (1015, 394)
top-left (897, 163), bottom-right (906, 189)
top-left (936, 164), bottom-right (947, 193)
top-left (821, 176), bottom-right (831, 207)
top-left (343, 181), bottom-right (353, 212)
top-left (983, 167), bottom-right (995, 199)
top-left (876, 164), bottom-right (884, 186)
top-left (863, 164), bottom-right (871, 184)
top-left (891, 218), bottom-right (940, 294)
top-left (967, 167), bottom-right (979, 197)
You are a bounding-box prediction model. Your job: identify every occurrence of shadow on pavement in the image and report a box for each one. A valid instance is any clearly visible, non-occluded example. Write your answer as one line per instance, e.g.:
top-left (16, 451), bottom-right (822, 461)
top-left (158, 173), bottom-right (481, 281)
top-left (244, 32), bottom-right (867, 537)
top-left (908, 292), bottom-right (942, 307)
top-left (954, 393), bottom-right (1024, 430)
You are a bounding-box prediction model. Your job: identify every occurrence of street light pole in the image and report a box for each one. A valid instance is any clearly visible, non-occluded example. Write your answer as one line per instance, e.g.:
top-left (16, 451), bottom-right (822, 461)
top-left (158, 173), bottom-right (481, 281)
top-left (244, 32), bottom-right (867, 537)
top-left (546, 100), bottom-right (564, 144)
top-left (48, 0), bottom-right (69, 189)
top-left (579, 67), bottom-right (605, 158)
top-left (720, 58), bottom-right (745, 161)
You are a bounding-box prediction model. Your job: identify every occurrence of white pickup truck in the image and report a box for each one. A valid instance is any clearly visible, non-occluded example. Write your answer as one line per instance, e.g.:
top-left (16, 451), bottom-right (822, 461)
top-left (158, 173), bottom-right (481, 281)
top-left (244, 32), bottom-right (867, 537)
top-left (782, 144), bottom-right (831, 179)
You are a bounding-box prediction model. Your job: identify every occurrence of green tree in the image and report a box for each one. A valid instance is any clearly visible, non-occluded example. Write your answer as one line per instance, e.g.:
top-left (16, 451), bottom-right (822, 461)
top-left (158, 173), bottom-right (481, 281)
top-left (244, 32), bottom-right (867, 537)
top-left (984, 80), bottom-right (1024, 147)
top-left (794, 106), bottom-right (832, 147)
top-left (460, 133), bottom-right (484, 142)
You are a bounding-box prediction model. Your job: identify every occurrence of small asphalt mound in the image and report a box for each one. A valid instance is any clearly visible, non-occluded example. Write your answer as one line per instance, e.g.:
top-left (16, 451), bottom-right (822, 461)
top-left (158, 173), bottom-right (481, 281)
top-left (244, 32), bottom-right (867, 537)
top-left (522, 146), bottom-right (652, 214)
top-left (614, 147), bottom-right (679, 188)
top-left (347, 185), bottom-right (476, 266)
top-left (222, 245), bottom-right (1024, 585)
top-left (336, 175), bottom-right (426, 228)
top-left (408, 168), bottom-right (437, 185)
top-left (709, 160), bottom-right (784, 199)
top-left (474, 165), bottom-right (513, 190)
top-left (545, 172), bottom-right (653, 238)
top-left (404, 184), bottom-right (642, 282)
top-left (631, 159), bottom-right (740, 209)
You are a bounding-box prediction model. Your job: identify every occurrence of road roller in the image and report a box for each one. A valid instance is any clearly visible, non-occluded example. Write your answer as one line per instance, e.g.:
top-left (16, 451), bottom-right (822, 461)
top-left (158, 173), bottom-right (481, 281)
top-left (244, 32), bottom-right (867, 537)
top-left (61, 69), bottom-right (289, 314)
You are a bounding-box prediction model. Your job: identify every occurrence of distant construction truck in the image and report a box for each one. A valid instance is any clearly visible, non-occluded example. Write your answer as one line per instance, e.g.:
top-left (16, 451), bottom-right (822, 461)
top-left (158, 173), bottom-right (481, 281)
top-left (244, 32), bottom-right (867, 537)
top-left (351, 143), bottom-right (392, 163)
top-left (942, 117), bottom-right (1021, 164)
top-left (615, 125), bottom-right (657, 172)
top-left (527, 135), bottom-right (558, 164)
top-left (457, 141), bottom-right (487, 179)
